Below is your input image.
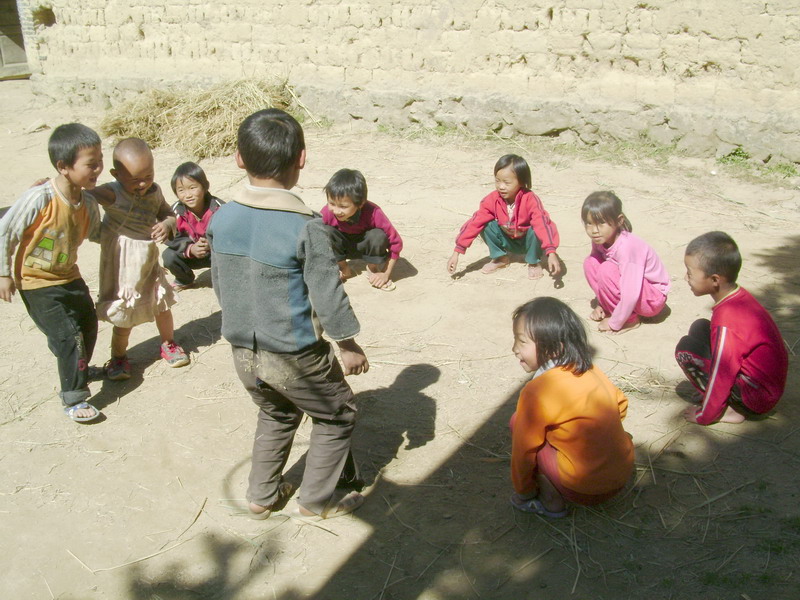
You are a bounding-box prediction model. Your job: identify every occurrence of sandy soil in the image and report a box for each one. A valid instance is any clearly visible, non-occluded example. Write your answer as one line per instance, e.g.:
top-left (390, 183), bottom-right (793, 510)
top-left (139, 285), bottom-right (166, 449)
top-left (1, 79), bottom-right (799, 600)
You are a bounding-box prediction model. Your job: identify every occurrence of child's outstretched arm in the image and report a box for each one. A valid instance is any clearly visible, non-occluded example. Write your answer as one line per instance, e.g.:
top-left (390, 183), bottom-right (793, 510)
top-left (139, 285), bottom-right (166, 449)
top-left (88, 182), bottom-right (117, 207)
top-left (546, 252), bottom-right (562, 277)
top-left (446, 251), bottom-right (460, 274)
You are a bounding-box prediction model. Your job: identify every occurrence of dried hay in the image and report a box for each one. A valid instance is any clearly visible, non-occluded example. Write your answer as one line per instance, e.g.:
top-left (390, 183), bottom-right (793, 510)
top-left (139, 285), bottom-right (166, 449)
top-left (100, 79), bottom-right (307, 159)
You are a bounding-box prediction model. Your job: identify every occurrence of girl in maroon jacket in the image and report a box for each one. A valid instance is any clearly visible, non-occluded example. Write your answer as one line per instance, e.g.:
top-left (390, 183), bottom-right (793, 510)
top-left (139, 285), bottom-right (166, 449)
top-left (162, 162), bottom-right (224, 291)
top-left (446, 154), bottom-right (562, 280)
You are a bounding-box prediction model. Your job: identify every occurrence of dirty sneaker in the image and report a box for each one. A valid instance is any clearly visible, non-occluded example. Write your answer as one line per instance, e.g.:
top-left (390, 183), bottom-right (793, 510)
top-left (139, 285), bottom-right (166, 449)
top-left (160, 341), bottom-right (189, 368)
top-left (105, 356), bottom-right (131, 381)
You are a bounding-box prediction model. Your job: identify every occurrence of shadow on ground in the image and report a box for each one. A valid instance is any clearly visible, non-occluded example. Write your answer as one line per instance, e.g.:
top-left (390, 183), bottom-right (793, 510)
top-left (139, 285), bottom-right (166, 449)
top-left (123, 241), bottom-right (800, 599)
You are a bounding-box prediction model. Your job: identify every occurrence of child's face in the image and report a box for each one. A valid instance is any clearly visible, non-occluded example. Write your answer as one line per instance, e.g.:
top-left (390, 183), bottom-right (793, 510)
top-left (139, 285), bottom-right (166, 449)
top-left (327, 195), bottom-right (359, 222)
top-left (512, 319), bottom-right (540, 373)
top-left (494, 166), bottom-right (522, 202)
top-left (584, 215), bottom-right (621, 247)
top-left (113, 153), bottom-right (155, 197)
top-left (174, 177), bottom-right (207, 215)
top-left (60, 145), bottom-right (104, 191)
top-left (684, 253), bottom-right (715, 296)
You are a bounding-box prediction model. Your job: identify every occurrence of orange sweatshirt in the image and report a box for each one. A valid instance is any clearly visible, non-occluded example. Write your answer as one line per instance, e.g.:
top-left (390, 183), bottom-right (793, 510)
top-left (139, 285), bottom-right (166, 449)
top-left (511, 365), bottom-right (634, 497)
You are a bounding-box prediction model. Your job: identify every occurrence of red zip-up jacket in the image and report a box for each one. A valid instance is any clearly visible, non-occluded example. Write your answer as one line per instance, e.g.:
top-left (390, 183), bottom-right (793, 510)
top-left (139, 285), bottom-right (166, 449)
top-left (454, 189), bottom-right (559, 255)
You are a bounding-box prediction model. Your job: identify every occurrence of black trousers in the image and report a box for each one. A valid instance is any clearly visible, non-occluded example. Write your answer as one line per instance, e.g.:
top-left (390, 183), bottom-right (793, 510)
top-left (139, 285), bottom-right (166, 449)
top-left (19, 278), bottom-right (97, 406)
top-left (162, 247), bottom-right (211, 285)
top-left (325, 226), bottom-right (389, 264)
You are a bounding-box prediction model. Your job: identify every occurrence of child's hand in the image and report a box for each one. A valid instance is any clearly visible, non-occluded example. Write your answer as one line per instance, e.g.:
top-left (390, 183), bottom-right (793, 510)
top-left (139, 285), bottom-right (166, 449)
top-left (151, 221), bottom-right (170, 243)
top-left (546, 252), bottom-right (562, 277)
top-left (366, 269), bottom-right (390, 289)
top-left (30, 177), bottom-right (50, 188)
top-left (597, 318), bottom-right (613, 333)
top-left (337, 338), bottom-right (370, 376)
top-left (190, 237), bottom-right (210, 258)
top-left (682, 406), bottom-right (700, 423)
top-left (0, 276), bottom-right (16, 302)
top-left (446, 252), bottom-right (459, 275)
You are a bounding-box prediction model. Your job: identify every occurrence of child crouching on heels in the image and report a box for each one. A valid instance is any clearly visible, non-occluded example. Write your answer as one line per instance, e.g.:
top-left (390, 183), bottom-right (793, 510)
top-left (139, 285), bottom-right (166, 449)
top-left (509, 297), bottom-right (633, 518)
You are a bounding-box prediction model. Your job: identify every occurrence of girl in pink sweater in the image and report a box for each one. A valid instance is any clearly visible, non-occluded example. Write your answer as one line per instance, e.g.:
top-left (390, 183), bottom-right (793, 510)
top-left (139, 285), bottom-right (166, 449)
top-left (582, 191), bottom-right (670, 333)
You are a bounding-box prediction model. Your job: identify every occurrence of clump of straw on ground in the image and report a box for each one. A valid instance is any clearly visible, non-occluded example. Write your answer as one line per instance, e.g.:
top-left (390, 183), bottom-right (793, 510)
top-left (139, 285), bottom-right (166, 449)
top-left (100, 79), bottom-right (313, 159)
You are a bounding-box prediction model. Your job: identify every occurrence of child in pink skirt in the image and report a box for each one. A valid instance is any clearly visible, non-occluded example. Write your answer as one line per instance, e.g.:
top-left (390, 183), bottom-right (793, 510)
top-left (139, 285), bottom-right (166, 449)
top-left (582, 191), bottom-right (669, 333)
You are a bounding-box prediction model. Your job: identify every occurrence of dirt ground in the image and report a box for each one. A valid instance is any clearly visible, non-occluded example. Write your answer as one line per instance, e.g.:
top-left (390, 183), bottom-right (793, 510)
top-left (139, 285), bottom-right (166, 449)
top-left (1, 79), bottom-right (799, 600)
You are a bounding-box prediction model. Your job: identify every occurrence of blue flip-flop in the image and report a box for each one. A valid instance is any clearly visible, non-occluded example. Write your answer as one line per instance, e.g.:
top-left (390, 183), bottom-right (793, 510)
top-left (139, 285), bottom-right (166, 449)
top-left (64, 402), bottom-right (100, 423)
top-left (511, 495), bottom-right (568, 519)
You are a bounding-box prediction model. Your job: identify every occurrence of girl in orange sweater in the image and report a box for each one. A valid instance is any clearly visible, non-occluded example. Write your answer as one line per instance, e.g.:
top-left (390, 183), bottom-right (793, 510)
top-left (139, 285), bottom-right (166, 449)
top-left (509, 297), bottom-right (634, 517)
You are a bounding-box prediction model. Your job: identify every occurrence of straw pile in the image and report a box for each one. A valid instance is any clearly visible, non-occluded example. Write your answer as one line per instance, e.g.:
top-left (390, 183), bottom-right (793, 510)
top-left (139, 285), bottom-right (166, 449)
top-left (100, 79), bottom-right (300, 159)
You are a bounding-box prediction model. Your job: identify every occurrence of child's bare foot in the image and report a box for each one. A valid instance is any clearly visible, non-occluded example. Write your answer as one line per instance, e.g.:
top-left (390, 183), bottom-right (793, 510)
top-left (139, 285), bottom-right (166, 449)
top-left (719, 405), bottom-right (746, 424)
top-left (296, 490), bottom-right (364, 520)
top-left (598, 316), bottom-right (640, 334)
top-left (481, 255), bottom-right (510, 274)
top-left (248, 482), bottom-right (294, 520)
top-left (527, 263), bottom-right (544, 279)
top-left (589, 305), bottom-right (606, 321)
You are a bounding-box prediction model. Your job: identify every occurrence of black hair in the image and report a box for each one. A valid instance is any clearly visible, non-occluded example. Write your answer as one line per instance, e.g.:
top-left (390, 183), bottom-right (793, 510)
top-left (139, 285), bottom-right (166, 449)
top-left (47, 123), bottom-right (101, 169)
top-left (324, 168), bottom-right (368, 205)
top-left (171, 161), bottom-right (211, 202)
top-left (513, 297), bottom-right (593, 375)
top-left (237, 109), bottom-right (305, 179)
top-left (581, 191), bottom-right (632, 232)
top-left (685, 231), bottom-right (742, 283)
top-left (494, 154), bottom-right (532, 189)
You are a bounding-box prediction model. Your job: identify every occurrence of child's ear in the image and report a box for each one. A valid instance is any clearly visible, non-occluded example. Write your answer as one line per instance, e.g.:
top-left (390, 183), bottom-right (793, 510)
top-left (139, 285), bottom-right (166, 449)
top-left (234, 150), bottom-right (246, 170)
top-left (109, 168), bottom-right (117, 179)
top-left (296, 149), bottom-right (306, 170)
top-left (56, 160), bottom-right (69, 175)
top-left (617, 214), bottom-right (626, 228)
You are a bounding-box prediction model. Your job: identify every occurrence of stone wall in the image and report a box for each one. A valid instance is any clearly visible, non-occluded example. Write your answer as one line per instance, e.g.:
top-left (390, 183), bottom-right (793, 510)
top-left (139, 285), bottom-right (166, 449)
top-left (18, 0), bottom-right (800, 162)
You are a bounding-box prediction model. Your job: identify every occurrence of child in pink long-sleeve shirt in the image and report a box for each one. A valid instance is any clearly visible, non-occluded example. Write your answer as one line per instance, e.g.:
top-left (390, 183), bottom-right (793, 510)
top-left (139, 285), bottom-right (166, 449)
top-left (582, 191), bottom-right (670, 333)
top-left (321, 168), bottom-right (402, 291)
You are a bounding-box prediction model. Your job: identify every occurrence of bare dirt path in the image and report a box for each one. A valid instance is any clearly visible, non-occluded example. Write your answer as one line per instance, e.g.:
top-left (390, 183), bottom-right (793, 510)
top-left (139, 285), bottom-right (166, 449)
top-left (1, 79), bottom-right (798, 600)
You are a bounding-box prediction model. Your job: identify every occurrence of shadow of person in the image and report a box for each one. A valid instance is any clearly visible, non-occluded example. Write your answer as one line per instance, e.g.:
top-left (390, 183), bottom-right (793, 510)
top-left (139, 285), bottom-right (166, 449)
top-left (87, 310), bottom-right (222, 412)
top-left (354, 363), bottom-right (439, 482)
top-left (281, 363), bottom-right (440, 489)
top-left (390, 257), bottom-right (418, 282)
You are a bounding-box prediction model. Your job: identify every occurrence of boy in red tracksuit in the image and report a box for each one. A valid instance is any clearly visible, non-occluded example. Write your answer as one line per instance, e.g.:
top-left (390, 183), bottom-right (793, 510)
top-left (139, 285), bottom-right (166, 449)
top-left (677, 231), bottom-right (788, 425)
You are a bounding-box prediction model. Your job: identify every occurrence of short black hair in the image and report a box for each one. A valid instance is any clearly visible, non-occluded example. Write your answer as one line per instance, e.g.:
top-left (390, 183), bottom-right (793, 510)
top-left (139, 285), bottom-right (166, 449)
top-left (48, 123), bottom-right (101, 169)
top-left (171, 161), bottom-right (210, 195)
top-left (324, 169), bottom-right (368, 205)
top-left (513, 297), bottom-right (593, 375)
top-left (494, 154), bottom-right (532, 189)
top-left (685, 231), bottom-right (742, 283)
top-left (581, 191), bottom-right (632, 232)
top-left (237, 109), bottom-right (305, 179)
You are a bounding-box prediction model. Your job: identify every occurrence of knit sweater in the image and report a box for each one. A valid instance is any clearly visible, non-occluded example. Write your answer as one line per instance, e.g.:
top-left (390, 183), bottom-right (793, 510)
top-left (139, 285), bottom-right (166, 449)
top-left (511, 365), bottom-right (634, 496)
top-left (208, 185), bottom-right (360, 353)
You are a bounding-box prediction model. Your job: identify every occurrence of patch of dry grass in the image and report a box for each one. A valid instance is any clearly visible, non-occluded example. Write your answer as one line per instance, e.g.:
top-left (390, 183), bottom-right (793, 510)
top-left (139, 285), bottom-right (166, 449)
top-left (100, 79), bottom-right (310, 159)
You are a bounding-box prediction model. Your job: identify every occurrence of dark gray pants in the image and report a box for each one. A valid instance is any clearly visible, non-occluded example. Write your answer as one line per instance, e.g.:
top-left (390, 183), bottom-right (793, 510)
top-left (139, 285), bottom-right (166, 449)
top-left (232, 341), bottom-right (358, 513)
top-left (19, 278), bottom-right (97, 407)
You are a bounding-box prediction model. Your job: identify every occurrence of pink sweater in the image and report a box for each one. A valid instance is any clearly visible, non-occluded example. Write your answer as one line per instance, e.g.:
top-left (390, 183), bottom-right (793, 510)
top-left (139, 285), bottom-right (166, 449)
top-left (589, 231), bottom-right (670, 330)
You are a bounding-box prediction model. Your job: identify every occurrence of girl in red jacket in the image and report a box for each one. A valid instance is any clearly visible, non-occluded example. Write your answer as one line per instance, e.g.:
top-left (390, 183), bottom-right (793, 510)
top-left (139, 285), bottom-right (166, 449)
top-left (446, 154), bottom-right (562, 280)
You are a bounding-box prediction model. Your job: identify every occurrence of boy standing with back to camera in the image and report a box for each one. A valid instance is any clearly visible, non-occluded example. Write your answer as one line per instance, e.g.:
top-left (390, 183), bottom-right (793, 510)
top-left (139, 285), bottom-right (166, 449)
top-left (208, 109), bottom-right (369, 520)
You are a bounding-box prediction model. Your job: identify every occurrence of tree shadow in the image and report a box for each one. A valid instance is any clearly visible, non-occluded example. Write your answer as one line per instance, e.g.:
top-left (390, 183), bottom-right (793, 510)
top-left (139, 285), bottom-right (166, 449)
top-left (89, 311), bottom-right (222, 412)
top-left (752, 234), bottom-right (800, 354)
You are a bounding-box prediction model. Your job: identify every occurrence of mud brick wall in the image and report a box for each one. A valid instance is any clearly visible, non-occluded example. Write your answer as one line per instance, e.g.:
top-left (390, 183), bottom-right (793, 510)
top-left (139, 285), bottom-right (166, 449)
top-left (18, 0), bottom-right (800, 162)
